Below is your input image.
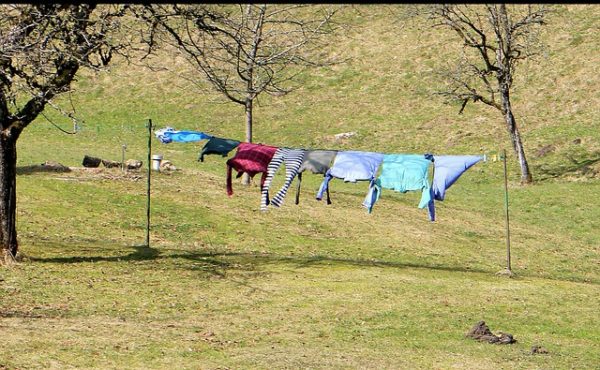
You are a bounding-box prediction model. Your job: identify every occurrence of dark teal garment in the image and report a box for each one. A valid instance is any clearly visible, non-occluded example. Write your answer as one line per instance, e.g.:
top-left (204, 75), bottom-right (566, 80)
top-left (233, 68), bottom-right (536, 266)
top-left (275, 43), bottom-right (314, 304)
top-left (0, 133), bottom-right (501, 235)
top-left (198, 137), bottom-right (241, 162)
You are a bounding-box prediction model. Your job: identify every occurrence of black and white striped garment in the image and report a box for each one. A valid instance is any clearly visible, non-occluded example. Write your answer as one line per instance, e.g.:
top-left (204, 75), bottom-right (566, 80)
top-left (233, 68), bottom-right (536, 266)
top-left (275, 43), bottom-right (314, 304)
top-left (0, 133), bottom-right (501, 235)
top-left (260, 148), bottom-right (307, 211)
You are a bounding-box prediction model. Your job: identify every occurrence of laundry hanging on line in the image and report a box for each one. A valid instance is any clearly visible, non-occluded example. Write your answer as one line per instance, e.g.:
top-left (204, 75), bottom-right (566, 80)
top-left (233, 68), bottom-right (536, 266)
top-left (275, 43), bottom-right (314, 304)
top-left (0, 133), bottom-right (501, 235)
top-left (295, 150), bottom-right (338, 205)
top-left (431, 155), bottom-right (483, 201)
top-left (153, 126), bottom-right (484, 221)
top-left (261, 148), bottom-right (306, 211)
top-left (316, 151), bottom-right (384, 202)
top-left (198, 136), bottom-right (241, 162)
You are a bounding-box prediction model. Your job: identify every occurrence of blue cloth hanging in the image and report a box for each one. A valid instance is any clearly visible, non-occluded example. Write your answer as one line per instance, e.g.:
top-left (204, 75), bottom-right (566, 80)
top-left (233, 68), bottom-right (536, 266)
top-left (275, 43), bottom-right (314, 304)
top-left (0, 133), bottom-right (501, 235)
top-left (155, 127), bottom-right (212, 144)
top-left (432, 155), bottom-right (483, 201)
top-left (316, 151), bottom-right (384, 200)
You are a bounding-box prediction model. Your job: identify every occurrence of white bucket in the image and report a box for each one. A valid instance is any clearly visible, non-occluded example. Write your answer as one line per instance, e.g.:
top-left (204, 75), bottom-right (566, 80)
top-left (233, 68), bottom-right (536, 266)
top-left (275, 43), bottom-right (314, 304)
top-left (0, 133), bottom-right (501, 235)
top-left (151, 154), bottom-right (163, 171)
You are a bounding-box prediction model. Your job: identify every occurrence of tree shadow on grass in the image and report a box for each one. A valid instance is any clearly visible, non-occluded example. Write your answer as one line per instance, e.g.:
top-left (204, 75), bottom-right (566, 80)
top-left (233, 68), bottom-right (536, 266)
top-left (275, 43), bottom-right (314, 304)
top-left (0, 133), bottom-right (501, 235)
top-left (535, 154), bottom-right (600, 181)
top-left (29, 239), bottom-right (490, 276)
top-left (28, 240), bottom-right (599, 285)
top-left (16, 162), bottom-right (72, 175)
top-left (27, 239), bottom-right (237, 279)
top-left (28, 243), bottom-right (160, 264)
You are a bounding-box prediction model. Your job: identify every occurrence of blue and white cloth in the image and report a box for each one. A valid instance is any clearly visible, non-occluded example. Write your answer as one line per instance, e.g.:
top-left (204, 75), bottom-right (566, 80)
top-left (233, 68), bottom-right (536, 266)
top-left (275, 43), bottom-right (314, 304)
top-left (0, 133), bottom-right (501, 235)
top-left (155, 127), bottom-right (212, 144)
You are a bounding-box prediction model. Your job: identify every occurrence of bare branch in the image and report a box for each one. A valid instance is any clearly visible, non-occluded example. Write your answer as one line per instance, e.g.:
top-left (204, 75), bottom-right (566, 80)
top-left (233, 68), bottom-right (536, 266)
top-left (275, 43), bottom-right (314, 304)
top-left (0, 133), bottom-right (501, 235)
top-left (416, 4), bottom-right (547, 183)
top-left (0, 4), bottom-right (130, 136)
top-left (421, 4), bottom-right (548, 115)
top-left (134, 3), bottom-right (344, 126)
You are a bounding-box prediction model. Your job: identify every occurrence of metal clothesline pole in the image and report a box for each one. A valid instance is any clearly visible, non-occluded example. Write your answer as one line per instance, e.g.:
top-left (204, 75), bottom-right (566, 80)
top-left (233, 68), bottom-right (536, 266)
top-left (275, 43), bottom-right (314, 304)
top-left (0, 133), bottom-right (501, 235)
top-left (497, 148), bottom-right (514, 277)
top-left (503, 149), bottom-right (512, 272)
top-left (146, 119), bottom-right (152, 247)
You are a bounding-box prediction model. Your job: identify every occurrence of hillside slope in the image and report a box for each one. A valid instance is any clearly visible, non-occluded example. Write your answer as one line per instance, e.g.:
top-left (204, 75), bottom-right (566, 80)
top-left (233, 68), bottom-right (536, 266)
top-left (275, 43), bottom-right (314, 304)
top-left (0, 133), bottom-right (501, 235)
top-left (18, 4), bottom-right (600, 182)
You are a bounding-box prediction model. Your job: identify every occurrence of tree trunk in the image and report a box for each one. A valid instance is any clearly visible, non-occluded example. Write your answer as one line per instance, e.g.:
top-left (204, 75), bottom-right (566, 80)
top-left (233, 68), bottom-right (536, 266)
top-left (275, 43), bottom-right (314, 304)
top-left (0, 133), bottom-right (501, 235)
top-left (0, 134), bottom-right (19, 262)
top-left (500, 87), bottom-right (533, 184)
top-left (241, 4), bottom-right (263, 187)
top-left (241, 98), bottom-right (253, 185)
top-left (245, 98), bottom-right (253, 144)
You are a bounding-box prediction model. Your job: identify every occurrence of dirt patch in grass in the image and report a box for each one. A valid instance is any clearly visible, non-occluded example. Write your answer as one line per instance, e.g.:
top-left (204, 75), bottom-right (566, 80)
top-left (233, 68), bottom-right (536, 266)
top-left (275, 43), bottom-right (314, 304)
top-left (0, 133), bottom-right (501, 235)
top-left (466, 320), bottom-right (517, 344)
top-left (18, 161), bottom-right (149, 182)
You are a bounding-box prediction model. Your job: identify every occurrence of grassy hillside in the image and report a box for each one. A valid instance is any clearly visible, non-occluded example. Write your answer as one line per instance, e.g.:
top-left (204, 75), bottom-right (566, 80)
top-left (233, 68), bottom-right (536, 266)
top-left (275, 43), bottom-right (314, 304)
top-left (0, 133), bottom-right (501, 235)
top-left (17, 5), bottom-right (600, 180)
top-left (2, 4), bottom-right (599, 369)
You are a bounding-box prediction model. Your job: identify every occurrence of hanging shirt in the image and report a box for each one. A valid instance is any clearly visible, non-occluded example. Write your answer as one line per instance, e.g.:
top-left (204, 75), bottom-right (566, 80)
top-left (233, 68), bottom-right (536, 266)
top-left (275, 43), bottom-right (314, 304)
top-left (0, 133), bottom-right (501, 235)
top-left (260, 148), bottom-right (307, 210)
top-left (226, 143), bottom-right (278, 196)
top-left (198, 137), bottom-right (241, 162)
top-left (363, 154), bottom-right (434, 220)
top-left (155, 127), bottom-right (212, 144)
top-left (432, 155), bottom-right (483, 201)
top-left (295, 150), bottom-right (337, 205)
top-left (299, 150), bottom-right (338, 175)
top-left (316, 151), bottom-right (384, 201)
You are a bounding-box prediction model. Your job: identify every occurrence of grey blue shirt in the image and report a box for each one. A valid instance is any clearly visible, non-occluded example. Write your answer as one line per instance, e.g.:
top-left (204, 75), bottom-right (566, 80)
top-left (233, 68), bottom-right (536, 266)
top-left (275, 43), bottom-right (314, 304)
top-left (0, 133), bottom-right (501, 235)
top-left (432, 155), bottom-right (483, 200)
top-left (317, 151), bottom-right (384, 201)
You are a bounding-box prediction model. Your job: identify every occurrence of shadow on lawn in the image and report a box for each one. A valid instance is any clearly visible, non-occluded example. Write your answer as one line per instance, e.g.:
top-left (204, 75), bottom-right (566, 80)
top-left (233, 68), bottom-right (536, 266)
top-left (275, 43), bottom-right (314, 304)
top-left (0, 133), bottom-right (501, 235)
top-left (534, 153), bottom-right (600, 181)
top-left (30, 240), bottom-right (490, 276)
top-left (29, 244), bottom-right (160, 264)
top-left (29, 240), bottom-right (599, 285)
top-left (16, 162), bottom-right (72, 175)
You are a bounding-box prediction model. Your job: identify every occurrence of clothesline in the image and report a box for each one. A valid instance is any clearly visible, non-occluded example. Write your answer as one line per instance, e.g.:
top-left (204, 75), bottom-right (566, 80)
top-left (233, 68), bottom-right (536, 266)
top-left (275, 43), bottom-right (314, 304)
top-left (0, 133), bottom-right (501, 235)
top-left (154, 127), bottom-right (485, 222)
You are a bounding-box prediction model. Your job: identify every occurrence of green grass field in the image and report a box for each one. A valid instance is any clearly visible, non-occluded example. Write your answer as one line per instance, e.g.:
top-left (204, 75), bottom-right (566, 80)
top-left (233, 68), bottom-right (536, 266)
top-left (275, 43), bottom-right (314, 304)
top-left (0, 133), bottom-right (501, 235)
top-left (1, 4), bottom-right (599, 369)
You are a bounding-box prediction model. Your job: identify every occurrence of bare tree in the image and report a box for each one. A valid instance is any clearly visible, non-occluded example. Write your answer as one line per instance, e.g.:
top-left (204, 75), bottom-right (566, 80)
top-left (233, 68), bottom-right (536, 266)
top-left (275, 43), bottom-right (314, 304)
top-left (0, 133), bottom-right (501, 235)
top-left (0, 4), bottom-right (128, 262)
top-left (424, 4), bottom-right (548, 184)
top-left (136, 4), bottom-right (342, 145)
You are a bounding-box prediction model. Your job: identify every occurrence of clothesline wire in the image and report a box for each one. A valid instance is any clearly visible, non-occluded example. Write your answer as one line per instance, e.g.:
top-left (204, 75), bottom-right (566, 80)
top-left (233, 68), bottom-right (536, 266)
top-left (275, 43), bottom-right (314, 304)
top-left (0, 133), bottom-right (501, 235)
top-left (155, 127), bottom-right (488, 161)
top-left (41, 111), bottom-right (78, 135)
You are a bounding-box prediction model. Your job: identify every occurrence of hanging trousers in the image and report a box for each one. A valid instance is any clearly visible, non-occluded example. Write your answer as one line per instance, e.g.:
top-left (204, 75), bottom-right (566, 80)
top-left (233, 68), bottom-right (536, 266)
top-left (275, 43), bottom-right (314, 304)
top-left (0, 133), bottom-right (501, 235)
top-left (260, 148), bottom-right (306, 211)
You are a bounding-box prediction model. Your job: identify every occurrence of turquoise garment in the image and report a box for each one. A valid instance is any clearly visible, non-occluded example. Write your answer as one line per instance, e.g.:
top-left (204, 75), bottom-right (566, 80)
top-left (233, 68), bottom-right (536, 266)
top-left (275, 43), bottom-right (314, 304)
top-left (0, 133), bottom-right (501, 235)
top-left (363, 154), bottom-right (434, 220)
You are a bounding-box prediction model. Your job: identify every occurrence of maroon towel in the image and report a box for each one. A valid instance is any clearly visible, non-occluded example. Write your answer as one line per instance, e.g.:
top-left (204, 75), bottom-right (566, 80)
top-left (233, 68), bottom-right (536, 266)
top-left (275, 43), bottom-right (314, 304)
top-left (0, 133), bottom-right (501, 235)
top-left (226, 142), bottom-right (278, 196)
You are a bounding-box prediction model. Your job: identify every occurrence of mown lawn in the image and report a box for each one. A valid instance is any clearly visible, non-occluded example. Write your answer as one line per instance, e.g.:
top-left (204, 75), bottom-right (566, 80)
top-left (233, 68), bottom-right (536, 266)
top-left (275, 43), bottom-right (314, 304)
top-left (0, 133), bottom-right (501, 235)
top-left (1, 162), bottom-right (598, 369)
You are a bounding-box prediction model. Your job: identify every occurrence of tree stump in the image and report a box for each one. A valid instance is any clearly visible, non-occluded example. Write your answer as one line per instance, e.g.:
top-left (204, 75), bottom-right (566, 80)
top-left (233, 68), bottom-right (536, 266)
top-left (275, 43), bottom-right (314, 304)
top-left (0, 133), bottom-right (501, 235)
top-left (82, 155), bottom-right (102, 168)
top-left (101, 159), bottom-right (121, 168)
top-left (125, 159), bottom-right (143, 170)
